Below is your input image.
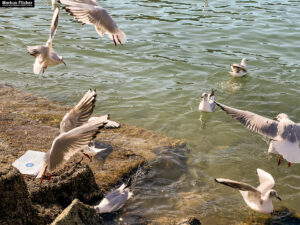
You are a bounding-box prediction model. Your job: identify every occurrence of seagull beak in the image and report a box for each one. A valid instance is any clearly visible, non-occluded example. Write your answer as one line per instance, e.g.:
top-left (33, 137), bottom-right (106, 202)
top-left (62, 60), bottom-right (66, 66)
top-left (276, 196), bottom-right (282, 201)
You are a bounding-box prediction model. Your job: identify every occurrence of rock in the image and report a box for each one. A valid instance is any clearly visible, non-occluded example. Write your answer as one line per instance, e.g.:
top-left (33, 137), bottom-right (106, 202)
top-left (51, 199), bottom-right (103, 225)
top-left (178, 217), bottom-right (201, 225)
top-left (26, 163), bottom-right (103, 208)
top-left (0, 166), bottom-right (41, 225)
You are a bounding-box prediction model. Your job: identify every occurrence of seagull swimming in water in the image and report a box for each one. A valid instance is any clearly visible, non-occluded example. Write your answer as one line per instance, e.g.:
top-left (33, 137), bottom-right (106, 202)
top-left (199, 89), bottom-right (216, 112)
top-left (27, 8), bottom-right (66, 75)
top-left (215, 168), bottom-right (281, 214)
top-left (230, 58), bottom-right (248, 77)
top-left (215, 101), bottom-right (300, 166)
top-left (58, 0), bottom-right (126, 46)
top-left (94, 179), bottom-right (133, 213)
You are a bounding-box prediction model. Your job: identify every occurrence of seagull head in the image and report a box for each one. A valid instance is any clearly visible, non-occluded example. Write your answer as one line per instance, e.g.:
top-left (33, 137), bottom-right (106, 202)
top-left (59, 56), bottom-right (66, 66)
top-left (268, 189), bottom-right (282, 201)
top-left (201, 92), bottom-right (208, 100)
top-left (273, 113), bottom-right (289, 122)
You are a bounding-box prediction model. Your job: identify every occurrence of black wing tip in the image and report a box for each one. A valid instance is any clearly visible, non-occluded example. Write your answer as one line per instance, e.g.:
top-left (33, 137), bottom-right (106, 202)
top-left (214, 101), bottom-right (225, 110)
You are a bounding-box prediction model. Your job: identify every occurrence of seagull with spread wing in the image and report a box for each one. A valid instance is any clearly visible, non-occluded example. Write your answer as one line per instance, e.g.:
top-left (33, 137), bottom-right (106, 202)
top-left (229, 58), bottom-right (248, 77)
top-left (215, 168), bottom-right (281, 214)
top-left (60, 89), bottom-right (120, 161)
top-left (215, 101), bottom-right (300, 166)
top-left (27, 8), bottom-right (66, 75)
top-left (58, 0), bottom-right (126, 46)
top-left (36, 115), bottom-right (108, 183)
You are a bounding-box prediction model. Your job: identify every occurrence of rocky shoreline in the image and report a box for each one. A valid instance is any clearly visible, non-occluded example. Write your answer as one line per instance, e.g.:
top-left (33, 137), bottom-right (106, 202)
top-left (0, 83), bottom-right (200, 224)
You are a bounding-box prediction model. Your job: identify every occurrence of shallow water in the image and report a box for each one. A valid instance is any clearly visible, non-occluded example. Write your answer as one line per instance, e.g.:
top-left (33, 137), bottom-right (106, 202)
top-left (1, 0), bottom-right (300, 223)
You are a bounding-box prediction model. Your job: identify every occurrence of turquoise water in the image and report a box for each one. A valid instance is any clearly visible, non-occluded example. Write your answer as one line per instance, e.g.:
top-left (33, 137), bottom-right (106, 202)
top-left (1, 0), bottom-right (300, 223)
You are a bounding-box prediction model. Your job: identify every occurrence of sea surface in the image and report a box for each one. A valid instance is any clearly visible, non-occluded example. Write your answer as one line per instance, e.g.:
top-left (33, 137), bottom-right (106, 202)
top-left (1, 0), bottom-right (300, 224)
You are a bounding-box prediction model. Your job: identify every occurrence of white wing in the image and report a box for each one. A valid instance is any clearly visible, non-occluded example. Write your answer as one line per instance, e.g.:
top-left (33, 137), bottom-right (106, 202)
top-left (60, 89), bottom-right (96, 133)
top-left (48, 115), bottom-right (108, 171)
top-left (47, 7), bottom-right (60, 45)
top-left (256, 168), bottom-right (275, 195)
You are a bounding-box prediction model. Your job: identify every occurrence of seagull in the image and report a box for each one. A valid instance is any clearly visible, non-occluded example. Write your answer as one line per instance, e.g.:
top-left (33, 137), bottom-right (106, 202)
top-left (230, 58), bottom-right (248, 77)
top-left (36, 115), bottom-right (108, 183)
top-left (215, 168), bottom-right (281, 214)
top-left (27, 8), bottom-right (66, 75)
top-left (60, 89), bottom-right (120, 161)
top-left (199, 89), bottom-right (216, 112)
top-left (58, 0), bottom-right (126, 46)
top-left (215, 101), bottom-right (300, 166)
top-left (94, 179), bottom-right (133, 213)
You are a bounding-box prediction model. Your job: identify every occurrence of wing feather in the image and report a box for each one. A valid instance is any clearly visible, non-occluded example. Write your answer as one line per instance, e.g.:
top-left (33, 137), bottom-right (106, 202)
top-left (60, 89), bottom-right (97, 133)
top-left (215, 178), bottom-right (259, 193)
top-left (256, 168), bottom-right (275, 196)
top-left (48, 7), bottom-right (60, 44)
top-left (215, 102), bottom-right (279, 139)
top-left (48, 115), bottom-right (108, 171)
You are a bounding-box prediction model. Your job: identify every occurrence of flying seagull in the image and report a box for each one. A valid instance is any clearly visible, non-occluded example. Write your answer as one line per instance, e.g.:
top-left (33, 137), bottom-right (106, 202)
top-left (60, 89), bottom-right (120, 161)
top-left (215, 168), bottom-right (281, 214)
top-left (199, 89), bottom-right (216, 112)
top-left (27, 7), bottom-right (66, 75)
top-left (94, 179), bottom-right (133, 213)
top-left (215, 101), bottom-right (300, 166)
top-left (229, 58), bottom-right (248, 77)
top-left (36, 115), bottom-right (108, 183)
top-left (58, 0), bottom-right (126, 46)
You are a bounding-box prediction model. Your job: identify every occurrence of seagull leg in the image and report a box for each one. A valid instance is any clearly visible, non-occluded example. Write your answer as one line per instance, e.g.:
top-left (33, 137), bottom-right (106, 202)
top-left (48, 174), bottom-right (52, 180)
top-left (116, 35), bottom-right (122, 45)
top-left (82, 23), bottom-right (85, 25)
top-left (277, 156), bottom-right (281, 166)
top-left (83, 153), bottom-right (92, 162)
top-left (76, 157), bottom-right (84, 165)
top-left (288, 162), bottom-right (291, 167)
top-left (112, 35), bottom-right (117, 46)
top-left (40, 165), bottom-right (48, 184)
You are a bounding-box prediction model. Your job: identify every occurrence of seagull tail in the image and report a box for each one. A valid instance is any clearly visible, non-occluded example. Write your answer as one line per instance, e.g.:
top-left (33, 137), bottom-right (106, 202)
top-left (115, 29), bottom-right (126, 44)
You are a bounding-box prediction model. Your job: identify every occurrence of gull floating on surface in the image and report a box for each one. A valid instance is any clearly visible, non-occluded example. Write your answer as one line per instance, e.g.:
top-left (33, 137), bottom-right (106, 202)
top-left (230, 58), bottom-right (248, 77)
top-left (94, 179), bottom-right (133, 213)
top-left (215, 168), bottom-right (281, 214)
top-left (58, 0), bottom-right (126, 45)
top-left (27, 8), bottom-right (66, 75)
top-left (36, 115), bottom-right (108, 183)
top-left (199, 89), bottom-right (216, 112)
top-left (215, 101), bottom-right (300, 166)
